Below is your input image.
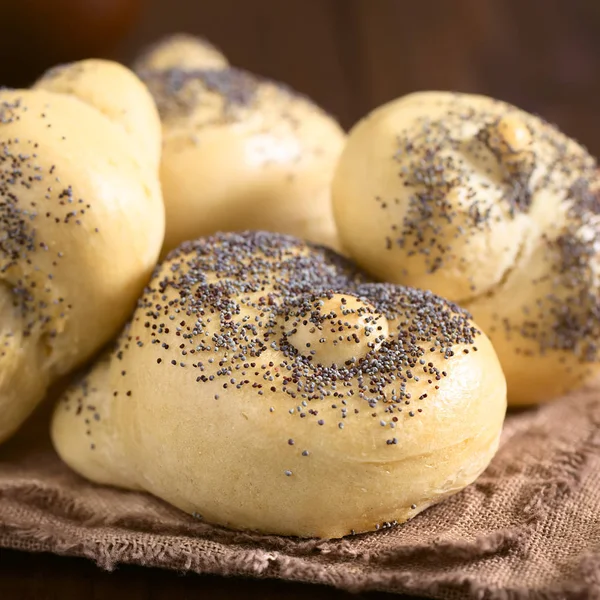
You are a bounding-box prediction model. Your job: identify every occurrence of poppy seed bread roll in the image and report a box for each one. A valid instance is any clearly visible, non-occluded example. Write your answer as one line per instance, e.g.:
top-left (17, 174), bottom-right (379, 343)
top-left (133, 33), bottom-right (228, 72)
top-left (33, 59), bottom-right (162, 171)
top-left (0, 60), bottom-right (164, 443)
top-left (135, 35), bottom-right (345, 254)
top-left (51, 231), bottom-right (506, 539)
top-left (332, 91), bottom-right (600, 405)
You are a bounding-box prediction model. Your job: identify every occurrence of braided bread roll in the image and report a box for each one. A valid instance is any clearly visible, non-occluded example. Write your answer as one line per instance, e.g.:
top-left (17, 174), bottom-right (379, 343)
top-left (135, 34), bottom-right (345, 254)
top-left (333, 91), bottom-right (600, 405)
top-left (0, 60), bottom-right (164, 443)
top-left (52, 231), bottom-right (506, 538)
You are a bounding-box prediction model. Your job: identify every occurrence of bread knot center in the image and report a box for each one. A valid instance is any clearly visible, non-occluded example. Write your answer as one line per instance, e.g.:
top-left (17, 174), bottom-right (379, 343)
top-left (284, 293), bottom-right (389, 366)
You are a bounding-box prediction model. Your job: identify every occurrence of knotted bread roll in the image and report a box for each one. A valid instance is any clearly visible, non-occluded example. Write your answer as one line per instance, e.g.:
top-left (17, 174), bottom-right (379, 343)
top-left (135, 34), bottom-right (345, 253)
top-left (52, 231), bottom-right (506, 538)
top-left (33, 59), bottom-right (162, 171)
top-left (332, 91), bottom-right (600, 405)
top-left (0, 60), bottom-right (164, 443)
top-left (133, 33), bottom-right (228, 72)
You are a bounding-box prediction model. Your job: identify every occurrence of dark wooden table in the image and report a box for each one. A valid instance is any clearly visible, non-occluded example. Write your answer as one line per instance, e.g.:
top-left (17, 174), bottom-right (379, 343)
top-left (0, 549), bottom-right (416, 599)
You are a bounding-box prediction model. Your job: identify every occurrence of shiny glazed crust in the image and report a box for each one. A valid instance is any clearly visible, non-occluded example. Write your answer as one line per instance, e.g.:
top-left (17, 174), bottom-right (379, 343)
top-left (135, 34), bottom-right (346, 254)
top-left (52, 231), bottom-right (506, 539)
top-left (0, 61), bottom-right (164, 443)
top-left (333, 91), bottom-right (600, 405)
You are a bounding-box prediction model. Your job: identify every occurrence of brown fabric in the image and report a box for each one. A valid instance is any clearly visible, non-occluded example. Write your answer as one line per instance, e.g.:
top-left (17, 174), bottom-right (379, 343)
top-left (1, 385), bottom-right (600, 600)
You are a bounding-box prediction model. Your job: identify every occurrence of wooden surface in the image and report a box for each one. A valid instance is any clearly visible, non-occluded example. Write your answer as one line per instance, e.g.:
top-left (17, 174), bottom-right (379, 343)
top-left (1, 1), bottom-right (599, 597)
top-left (0, 549), bottom-right (410, 600)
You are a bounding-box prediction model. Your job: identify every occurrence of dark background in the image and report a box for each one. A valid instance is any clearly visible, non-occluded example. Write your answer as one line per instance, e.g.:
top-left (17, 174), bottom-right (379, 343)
top-left (1, 1), bottom-right (598, 598)
top-left (3, 0), bottom-right (600, 154)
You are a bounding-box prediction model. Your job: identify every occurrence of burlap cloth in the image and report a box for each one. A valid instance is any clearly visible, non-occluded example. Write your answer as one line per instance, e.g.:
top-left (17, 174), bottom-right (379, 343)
top-left (1, 383), bottom-right (600, 600)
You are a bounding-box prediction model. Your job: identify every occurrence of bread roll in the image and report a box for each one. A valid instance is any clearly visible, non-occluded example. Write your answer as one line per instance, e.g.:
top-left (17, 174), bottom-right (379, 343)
top-left (332, 91), bottom-right (600, 405)
top-left (135, 35), bottom-right (345, 253)
top-left (134, 33), bottom-right (228, 71)
top-left (34, 59), bottom-right (162, 170)
top-left (52, 231), bottom-right (506, 539)
top-left (0, 61), bottom-right (164, 443)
